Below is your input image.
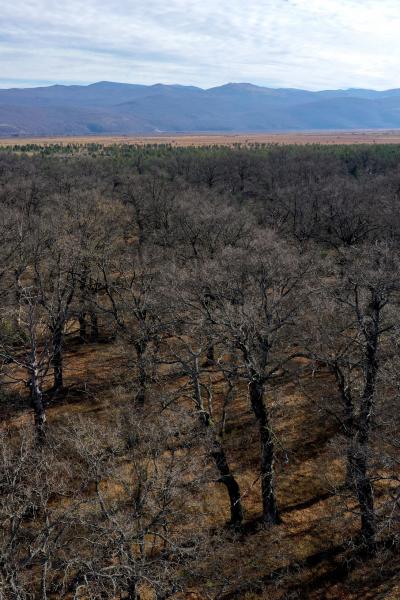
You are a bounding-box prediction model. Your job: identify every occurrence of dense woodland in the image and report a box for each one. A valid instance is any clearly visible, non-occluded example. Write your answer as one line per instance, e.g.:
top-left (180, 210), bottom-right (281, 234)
top-left (0, 142), bottom-right (399, 599)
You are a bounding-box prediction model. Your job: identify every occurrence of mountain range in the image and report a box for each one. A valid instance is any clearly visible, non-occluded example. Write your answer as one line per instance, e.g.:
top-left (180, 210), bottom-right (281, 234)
top-left (2, 81), bottom-right (400, 137)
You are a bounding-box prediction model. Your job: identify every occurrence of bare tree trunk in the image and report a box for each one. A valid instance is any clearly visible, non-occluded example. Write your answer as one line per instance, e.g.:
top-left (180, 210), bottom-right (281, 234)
top-left (190, 356), bottom-right (243, 525)
top-left (249, 377), bottom-right (279, 525)
top-left (78, 312), bottom-right (87, 343)
top-left (352, 441), bottom-right (376, 549)
top-left (346, 296), bottom-right (379, 551)
top-left (204, 344), bottom-right (215, 365)
top-left (346, 440), bottom-right (356, 489)
top-left (89, 310), bottom-right (99, 342)
top-left (52, 326), bottom-right (63, 392)
top-left (191, 357), bottom-right (209, 426)
top-left (337, 371), bottom-right (356, 489)
top-left (136, 361), bottom-right (147, 405)
top-left (135, 342), bottom-right (148, 404)
top-left (78, 269), bottom-right (88, 344)
top-left (211, 441), bottom-right (243, 526)
top-left (40, 559), bottom-right (49, 600)
top-left (30, 367), bottom-right (46, 440)
top-left (352, 305), bottom-right (379, 550)
top-left (127, 578), bottom-right (140, 600)
top-left (14, 269), bottom-right (24, 328)
top-left (344, 403), bottom-right (356, 489)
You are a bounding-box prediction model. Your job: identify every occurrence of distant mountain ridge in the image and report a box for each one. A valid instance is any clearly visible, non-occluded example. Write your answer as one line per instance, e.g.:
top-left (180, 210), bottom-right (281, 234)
top-left (2, 81), bottom-right (400, 136)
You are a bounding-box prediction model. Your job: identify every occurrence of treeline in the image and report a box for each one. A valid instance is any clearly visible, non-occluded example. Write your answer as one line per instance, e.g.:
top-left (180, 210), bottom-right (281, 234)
top-left (0, 144), bottom-right (399, 598)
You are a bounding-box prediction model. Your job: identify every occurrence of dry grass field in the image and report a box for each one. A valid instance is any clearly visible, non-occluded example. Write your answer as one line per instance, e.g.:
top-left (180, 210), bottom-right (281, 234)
top-left (2, 130), bottom-right (400, 147)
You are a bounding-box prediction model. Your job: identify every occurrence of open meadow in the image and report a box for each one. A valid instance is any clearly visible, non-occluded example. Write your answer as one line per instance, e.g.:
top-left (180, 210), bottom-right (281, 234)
top-left (3, 130), bottom-right (400, 148)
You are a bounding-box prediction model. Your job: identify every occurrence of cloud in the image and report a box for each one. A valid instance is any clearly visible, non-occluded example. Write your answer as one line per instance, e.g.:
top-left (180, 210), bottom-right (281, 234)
top-left (1, 0), bottom-right (400, 89)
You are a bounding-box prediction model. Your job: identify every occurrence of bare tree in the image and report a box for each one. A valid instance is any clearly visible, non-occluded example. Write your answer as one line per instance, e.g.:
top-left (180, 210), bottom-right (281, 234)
top-left (196, 233), bottom-right (309, 525)
top-left (0, 286), bottom-right (52, 437)
top-left (305, 243), bottom-right (400, 550)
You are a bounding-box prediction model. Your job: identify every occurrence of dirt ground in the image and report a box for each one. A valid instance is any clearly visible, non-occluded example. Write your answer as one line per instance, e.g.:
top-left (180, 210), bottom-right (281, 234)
top-left (2, 130), bottom-right (400, 147)
top-left (3, 332), bottom-right (399, 599)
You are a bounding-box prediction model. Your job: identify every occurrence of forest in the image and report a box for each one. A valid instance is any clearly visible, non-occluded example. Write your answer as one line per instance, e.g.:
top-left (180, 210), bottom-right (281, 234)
top-left (0, 142), bottom-right (399, 599)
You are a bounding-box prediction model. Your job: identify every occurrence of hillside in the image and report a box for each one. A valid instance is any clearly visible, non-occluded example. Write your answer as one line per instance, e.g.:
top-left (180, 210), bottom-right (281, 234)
top-left (3, 81), bottom-right (400, 136)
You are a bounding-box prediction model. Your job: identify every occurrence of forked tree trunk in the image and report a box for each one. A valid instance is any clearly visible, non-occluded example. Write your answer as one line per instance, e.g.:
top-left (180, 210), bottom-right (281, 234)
top-left (249, 377), bottom-right (279, 525)
top-left (191, 358), bottom-right (243, 525)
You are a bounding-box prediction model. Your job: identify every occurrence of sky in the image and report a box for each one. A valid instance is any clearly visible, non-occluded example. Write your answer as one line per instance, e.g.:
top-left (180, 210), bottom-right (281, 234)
top-left (1, 0), bottom-right (400, 90)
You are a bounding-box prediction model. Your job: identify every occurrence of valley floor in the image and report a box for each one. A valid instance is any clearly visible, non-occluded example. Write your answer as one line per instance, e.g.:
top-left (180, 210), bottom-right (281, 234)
top-left (3, 130), bottom-right (400, 147)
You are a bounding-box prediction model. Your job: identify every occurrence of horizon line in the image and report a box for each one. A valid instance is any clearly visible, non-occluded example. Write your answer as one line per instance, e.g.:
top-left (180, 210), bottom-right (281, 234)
top-left (1, 79), bottom-right (400, 93)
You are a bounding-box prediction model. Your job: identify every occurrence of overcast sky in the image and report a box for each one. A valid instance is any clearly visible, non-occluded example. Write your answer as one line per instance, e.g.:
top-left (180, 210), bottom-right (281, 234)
top-left (1, 0), bottom-right (400, 90)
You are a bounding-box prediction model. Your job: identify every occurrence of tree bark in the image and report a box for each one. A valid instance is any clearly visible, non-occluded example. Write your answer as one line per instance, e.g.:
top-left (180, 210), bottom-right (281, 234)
top-left (52, 326), bottom-right (63, 392)
top-left (249, 377), bottom-right (279, 525)
top-left (346, 440), bottom-right (356, 489)
top-left (135, 341), bottom-right (148, 404)
top-left (89, 310), bottom-right (99, 342)
top-left (127, 578), bottom-right (140, 600)
top-left (78, 312), bottom-right (87, 343)
top-left (352, 300), bottom-right (379, 550)
top-left (30, 368), bottom-right (46, 440)
top-left (190, 356), bottom-right (243, 525)
top-left (204, 344), bottom-right (215, 365)
top-left (211, 441), bottom-right (243, 526)
top-left (78, 269), bottom-right (88, 344)
top-left (352, 442), bottom-right (376, 550)
top-left (136, 361), bottom-right (147, 405)
top-left (334, 367), bottom-right (356, 489)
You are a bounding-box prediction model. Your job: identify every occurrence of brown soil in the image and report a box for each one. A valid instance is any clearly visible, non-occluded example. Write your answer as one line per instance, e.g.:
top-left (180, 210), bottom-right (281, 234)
top-left (3, 333), bottom-right (399, 599)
